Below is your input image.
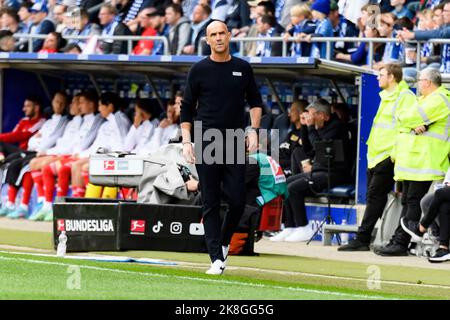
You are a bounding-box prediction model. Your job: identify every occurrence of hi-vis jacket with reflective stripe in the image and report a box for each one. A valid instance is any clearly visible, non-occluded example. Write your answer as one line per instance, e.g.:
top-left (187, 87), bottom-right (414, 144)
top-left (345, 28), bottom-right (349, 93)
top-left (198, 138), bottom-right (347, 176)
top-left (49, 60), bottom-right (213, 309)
top-left (394, 85), bottom-right (450, 181)
top-left (366, 80), bottom-right (416, 169)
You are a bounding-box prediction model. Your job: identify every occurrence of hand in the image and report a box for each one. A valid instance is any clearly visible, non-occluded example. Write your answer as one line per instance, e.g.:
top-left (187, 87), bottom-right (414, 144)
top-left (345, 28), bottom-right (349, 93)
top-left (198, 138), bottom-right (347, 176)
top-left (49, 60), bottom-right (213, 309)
top-left (283, 32), bottom-right (291, 42)
top-left (159, 118), bottom-right (170, 128)
top-left (231, 28), bottom-right (240, 36)
top-left (37, 151), bottom-right (46, 157)
top-left (183, 45), bottom-right (195, 55)
top-left (303, 34), bottom-right (312, 43)
top-left (185, 176), bottom-right (199, 192)
top-left (300, 112), bottom-right (308, 125)
top-left (246, 130), bottom-right (258, 154)
top-left (182, 143), bottom-right (196, 164)
top-left (302, 163), bottom-right (312, 173)
top-left (414, 125), bottom-right (427, 135)
top-left (304, 112), bottom-right (314, 126)
top-left (397, 28), bottom-right (414, 42)
top-left (133, 111), bottom-right (143, 128)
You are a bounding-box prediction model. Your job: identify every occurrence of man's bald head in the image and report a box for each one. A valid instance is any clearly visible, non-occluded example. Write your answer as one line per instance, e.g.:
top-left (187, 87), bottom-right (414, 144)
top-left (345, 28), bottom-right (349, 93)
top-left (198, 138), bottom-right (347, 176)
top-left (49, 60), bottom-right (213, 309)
top-left (206, 20), bottom-right (231, 55)
top-left (206, 20), bottom-right (229, 37)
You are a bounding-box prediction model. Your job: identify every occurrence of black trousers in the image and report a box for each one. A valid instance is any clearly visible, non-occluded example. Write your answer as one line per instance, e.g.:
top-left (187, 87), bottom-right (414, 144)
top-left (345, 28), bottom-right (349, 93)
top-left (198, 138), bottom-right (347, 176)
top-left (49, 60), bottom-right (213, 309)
top-left (420, 187), bottom-right (450, 247)
top-left (4, 151), bottom-right (36, 186)
top-left (283, 170), bottom-right (346, 228)
top-left (0, 141), bottom-right (22, 158)
top-left (291, 147), bottom-right (309, 175)
top-left (393, 180), bottom-right (432, 247)
top-left (195, 138), bottom-right (246, 263)
top-left (356, 158), bottom-right (395, 244)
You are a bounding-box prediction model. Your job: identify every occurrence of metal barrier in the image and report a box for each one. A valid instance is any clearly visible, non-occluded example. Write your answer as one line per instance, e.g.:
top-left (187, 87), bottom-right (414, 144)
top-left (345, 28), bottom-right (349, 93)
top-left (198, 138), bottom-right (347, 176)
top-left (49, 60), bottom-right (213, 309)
top-left (10, 32), bottom-right (449, 72)
top-left (13, 33), bottom-right (170, 56)
top-left (198, 36), bottom-right (446, 71)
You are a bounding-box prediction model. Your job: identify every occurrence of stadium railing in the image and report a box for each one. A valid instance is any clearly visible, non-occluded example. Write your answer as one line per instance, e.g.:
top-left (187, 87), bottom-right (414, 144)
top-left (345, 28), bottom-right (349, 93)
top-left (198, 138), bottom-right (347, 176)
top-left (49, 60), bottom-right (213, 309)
top-left (12, 33), bottom-right (171, 56)
top-left (11, 33), bottom-right (449, 74)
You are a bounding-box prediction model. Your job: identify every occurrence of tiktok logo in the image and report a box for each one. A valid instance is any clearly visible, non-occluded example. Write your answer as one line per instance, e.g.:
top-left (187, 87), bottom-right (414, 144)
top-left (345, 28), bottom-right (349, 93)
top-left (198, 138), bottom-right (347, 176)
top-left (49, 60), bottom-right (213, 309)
top-left (152, 221), bottom-right (163, 233)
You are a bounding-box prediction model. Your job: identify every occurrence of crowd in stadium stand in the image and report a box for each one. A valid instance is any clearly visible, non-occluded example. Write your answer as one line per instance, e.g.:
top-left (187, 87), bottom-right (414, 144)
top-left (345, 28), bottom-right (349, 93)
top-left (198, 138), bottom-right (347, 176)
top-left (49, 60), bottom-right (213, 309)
top-left (0, 1), bottom-right (447, 72)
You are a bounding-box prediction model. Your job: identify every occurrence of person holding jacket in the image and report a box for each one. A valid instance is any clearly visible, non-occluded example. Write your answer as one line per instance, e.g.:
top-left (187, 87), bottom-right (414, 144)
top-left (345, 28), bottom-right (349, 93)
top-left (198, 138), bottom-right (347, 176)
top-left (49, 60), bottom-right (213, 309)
top-left (338, 63), bottom-right (416, 251)
top-left (375, 68), bottom-right (450, 256)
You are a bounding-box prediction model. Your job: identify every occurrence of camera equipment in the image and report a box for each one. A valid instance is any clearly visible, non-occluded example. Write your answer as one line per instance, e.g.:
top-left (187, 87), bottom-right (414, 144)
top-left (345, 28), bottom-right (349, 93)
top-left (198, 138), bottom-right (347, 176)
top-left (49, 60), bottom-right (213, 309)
top-left (306, 140), bottom-right (345, 245)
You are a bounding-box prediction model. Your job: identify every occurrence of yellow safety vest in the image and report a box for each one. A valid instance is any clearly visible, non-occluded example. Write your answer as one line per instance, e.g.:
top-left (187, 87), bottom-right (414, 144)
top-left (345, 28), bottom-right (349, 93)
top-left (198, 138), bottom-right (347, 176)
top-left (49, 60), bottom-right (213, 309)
top-left (394, 85), bottom-right (450, 181)
top-left (367, 80), bottom-right (416, 169)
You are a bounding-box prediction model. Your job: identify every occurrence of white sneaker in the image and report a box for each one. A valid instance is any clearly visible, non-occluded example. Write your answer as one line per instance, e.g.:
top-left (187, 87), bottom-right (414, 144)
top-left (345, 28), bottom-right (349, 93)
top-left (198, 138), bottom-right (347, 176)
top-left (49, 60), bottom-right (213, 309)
top-left (285, 224), bottom-right (315, 242)
top-left (205, 259), bottom-right (225, 275)
top-left (269, 228), bottom-right (296, 242)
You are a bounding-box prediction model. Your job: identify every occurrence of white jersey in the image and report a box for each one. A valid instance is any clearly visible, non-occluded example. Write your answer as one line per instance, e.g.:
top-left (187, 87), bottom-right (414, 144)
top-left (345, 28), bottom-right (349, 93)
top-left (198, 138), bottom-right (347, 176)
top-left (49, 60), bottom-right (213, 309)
top-left (46, 115), bottom-right (83, 155)
top-left (80, 111), bottom-right (131, 157)
top-left (72, 113), bottom-right (104, 155)
top-left (140, 123), bottom-right (180, 155)
top-left (124, 118), bottom-right (159, 153)
top-left (27, 114), bottom-right (68, 152)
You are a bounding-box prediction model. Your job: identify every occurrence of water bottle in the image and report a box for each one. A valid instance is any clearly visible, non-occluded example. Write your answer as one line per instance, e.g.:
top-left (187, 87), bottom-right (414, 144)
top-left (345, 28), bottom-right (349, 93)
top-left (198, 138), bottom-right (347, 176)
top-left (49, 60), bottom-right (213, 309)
top-left (56, 231), bottom-right (67, 257)
top-left (340, 219), bottom-right (349, 245)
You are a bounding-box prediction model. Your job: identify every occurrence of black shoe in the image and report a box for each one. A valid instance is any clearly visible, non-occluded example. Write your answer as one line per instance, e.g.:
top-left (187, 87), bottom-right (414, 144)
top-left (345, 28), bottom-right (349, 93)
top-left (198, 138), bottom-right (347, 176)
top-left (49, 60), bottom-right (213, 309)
top-left (400, 218), bottom-right (424, 243)
top-left (337, 239), bottom-right (370, 251)
top-left (374, 242), bottom-right (408, 256)
top-left (428, 248), bottom-right (450, 263)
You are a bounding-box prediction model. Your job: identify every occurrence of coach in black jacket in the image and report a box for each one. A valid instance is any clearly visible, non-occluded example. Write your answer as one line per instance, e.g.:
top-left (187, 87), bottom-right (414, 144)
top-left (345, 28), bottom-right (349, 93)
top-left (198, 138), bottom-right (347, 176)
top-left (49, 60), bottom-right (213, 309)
top-left (99, 3), bottom-right (132, 54)
top-left (270, 99), bottom-right (351, 242)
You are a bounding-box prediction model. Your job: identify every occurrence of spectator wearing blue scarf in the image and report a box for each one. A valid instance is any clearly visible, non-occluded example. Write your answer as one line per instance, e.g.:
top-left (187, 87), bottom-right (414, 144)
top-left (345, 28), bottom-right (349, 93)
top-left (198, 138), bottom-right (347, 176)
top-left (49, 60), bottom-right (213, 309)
top-left (284, 3), bottom-right (316, 57)
top-left (299, 0), bottom-right (334, 59)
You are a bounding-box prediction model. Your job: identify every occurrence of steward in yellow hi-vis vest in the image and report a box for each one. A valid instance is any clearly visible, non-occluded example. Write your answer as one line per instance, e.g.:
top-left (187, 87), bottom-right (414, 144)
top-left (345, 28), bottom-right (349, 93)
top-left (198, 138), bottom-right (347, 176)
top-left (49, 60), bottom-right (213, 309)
top-left (375, 68), bottom-right (450, 257)
top-left (394, 84), bottom-right (450, 181)
top-left (338, 64), bottom-right (417, 252)
top-left (367, 80), bottom-right (416, 169)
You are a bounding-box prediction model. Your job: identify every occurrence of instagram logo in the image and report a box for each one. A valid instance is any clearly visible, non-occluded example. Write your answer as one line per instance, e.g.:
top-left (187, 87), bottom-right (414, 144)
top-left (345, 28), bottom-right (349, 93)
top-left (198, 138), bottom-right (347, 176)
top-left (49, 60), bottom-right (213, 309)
top-left (170, 222), bottom-right (182, 235)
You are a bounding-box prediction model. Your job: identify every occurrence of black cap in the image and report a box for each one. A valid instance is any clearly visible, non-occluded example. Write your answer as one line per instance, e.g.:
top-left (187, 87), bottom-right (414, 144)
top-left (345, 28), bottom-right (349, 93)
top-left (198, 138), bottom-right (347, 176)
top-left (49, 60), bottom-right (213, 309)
top-left (147, 8), bottom-right (165, 17)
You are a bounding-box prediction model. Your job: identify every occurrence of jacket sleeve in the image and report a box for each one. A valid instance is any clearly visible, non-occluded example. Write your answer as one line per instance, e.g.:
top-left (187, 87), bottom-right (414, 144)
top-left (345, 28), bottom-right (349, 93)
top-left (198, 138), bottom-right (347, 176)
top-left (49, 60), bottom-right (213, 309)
top-left (2, 118), bottom-right (45, 146)
top-left (37, 117), bottom-right (69, 152)
top-left (414, 26), bottom-right (450, 41)
top-left (176, 22), bottom-right (191, 55)
top-left (113, 23), bottom-right (132, 54)
top-left (180, 65), bottom-right (199, 124)
top-left (400, 94), bottom-right (450, 129)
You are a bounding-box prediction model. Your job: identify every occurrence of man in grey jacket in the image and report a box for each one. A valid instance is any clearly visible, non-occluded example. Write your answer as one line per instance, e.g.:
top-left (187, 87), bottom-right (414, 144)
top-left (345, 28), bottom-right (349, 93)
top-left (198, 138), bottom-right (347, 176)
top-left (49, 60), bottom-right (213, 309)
top-left (165, 3), bottom-right (191, 55)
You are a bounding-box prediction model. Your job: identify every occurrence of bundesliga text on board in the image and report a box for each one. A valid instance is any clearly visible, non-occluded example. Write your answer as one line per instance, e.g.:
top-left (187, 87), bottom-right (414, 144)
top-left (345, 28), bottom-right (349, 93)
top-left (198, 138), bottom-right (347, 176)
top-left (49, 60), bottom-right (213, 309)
top-left (57, 219), bottom-right (115, 234)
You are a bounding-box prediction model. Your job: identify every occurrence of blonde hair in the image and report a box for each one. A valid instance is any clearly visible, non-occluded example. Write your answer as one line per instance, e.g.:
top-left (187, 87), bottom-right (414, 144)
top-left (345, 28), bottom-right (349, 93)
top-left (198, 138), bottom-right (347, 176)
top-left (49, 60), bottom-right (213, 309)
top-left (290, 3), bottom-right (312, 19)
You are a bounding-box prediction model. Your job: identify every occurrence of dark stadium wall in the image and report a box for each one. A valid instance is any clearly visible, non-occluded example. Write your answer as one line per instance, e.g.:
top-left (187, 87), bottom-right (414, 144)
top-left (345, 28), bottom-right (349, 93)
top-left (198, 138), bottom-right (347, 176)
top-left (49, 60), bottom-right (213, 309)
top-left (3, 69), bottom-right (59, 132)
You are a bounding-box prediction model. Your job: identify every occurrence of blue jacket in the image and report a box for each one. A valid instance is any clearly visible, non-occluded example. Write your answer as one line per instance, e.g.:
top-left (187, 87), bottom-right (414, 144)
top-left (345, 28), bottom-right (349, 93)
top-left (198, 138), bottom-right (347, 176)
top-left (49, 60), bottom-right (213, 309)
top-left (311, 18), bottom-right (334, 59)
top-left (414, 24), bottom-right (450, 40)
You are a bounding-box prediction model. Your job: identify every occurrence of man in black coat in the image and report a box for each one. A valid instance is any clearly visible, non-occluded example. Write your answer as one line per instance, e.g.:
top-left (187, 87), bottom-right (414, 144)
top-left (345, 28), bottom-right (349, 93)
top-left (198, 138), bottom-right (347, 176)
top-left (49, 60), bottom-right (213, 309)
top-left (270, 99), bottom-right (351, 242)
top-left (98, 3), bottom-right (132, 54)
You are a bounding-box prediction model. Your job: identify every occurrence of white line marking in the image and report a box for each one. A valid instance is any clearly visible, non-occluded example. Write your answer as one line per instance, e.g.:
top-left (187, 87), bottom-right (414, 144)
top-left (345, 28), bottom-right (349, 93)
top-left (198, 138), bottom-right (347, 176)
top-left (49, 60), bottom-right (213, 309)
top-left (1, 250), bottom-right (449, 292)
top-left (0, 254), bottom-right (393, 300)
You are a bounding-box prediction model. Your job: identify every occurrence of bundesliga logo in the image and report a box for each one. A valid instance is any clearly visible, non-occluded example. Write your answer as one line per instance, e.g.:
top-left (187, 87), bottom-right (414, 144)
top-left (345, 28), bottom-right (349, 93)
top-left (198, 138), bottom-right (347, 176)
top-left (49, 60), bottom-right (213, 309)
top-left (58, 219), bottom-right (115, 232)
top-left (104, 160), bottom-right (116, 171)
top-left (130, 220), bottom-right (146, 235)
